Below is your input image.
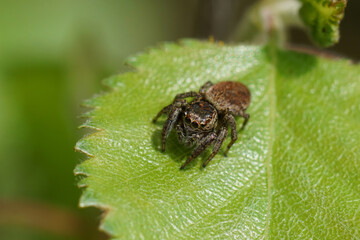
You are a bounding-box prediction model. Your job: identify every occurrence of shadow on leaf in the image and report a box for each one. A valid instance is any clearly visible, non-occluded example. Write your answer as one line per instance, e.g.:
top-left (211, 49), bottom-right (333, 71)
top-left (151, 125), bottom-right (193, 167)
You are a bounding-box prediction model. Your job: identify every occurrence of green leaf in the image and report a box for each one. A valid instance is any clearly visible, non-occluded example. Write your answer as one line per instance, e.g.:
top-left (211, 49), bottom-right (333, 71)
top-left (299, 0), bottom-right (347, 47)
top-left (75, 40), bottom-right (360, 239)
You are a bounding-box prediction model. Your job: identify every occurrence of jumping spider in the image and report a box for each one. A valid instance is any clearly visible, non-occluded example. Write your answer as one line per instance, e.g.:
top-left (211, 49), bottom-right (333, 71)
top-left (153, 81), bottom-right (250, 169)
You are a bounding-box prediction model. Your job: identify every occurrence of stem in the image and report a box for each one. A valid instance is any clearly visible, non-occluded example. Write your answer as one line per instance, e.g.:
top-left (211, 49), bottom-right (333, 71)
top-left (231, 0), bottom-right (303, 47)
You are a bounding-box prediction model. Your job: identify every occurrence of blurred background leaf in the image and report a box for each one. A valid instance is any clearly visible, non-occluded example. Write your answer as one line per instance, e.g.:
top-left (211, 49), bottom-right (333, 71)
top-left (0, 1), bottom-right (198, 239)
top-left (299, 0), bottom-right (347, 47)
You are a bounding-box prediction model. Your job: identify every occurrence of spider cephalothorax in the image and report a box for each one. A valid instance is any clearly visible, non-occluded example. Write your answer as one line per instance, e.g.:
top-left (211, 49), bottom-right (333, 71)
top-left (153, 81), bottom-right (250, 169)
top-left (184, 101), bottom-right (218, 132)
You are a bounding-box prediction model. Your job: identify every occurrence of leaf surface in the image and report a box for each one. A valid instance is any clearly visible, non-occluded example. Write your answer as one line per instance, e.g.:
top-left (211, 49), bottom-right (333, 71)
top-left (75, 40), bottom-right (360, 239)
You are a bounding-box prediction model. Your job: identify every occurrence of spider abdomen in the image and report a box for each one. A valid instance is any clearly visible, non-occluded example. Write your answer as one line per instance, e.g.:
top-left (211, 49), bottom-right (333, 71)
top-left (205, 81), bottom-right (250, 116)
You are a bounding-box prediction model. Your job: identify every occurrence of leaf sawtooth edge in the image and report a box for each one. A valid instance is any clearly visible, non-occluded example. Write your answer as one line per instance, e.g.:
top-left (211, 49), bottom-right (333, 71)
top-left (73, 39), bottom-right (229, 238)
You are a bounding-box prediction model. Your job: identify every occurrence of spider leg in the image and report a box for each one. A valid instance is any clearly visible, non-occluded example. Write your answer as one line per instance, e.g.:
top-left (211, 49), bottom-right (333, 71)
top-left (152, 104), bottom-right (173, 123)
top-left (175, 91), bottom-right (201, 100)
top-left (180, 132), bottom-right (217, 170)
top-left (153, 91), bottom-right (199, 123)
top-left (161, 99), bottom-right (187, 152)
top-left (202, 127), bottom-right (228, 167)
top-left (240, 111), bottom-right (250, 130)
top-left (224, 114), bottom-right (238, 157)
top-left (175, 122), bottom-right (189, 146)
top-left (199, 81), bottom-right (213, 94)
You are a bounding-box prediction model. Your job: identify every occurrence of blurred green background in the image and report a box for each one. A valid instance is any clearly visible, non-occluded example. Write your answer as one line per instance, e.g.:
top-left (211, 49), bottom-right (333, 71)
top-left (0, 1), bottom-right (359, 239)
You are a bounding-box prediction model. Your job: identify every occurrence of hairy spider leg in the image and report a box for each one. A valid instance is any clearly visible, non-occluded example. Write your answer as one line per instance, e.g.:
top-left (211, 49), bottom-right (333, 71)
top-left (175, 122), bottom-right (193, 147)
top-left (180, 132), bottom-right (217, 170)
top-left (199, 81), bottom-right (213, 94)
top-left (240, 111), bottom-right (250, 130)
top-left (160, 99), bottom-right (188, 152)
top-left (152, 104), bottom-right (172, 123)
top-left (175, 91), bottom-right (201, 100)
top-left (153, 91), bottom-right (199, 123)
top-left (223, 114), bottom-right (238, 157)
top-left (202, 126), bottom-right (228, 167)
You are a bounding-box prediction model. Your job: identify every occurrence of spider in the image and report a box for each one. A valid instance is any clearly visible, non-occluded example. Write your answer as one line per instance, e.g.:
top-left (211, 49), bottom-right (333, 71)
top-left (153, 81), bottom-right (250, 169)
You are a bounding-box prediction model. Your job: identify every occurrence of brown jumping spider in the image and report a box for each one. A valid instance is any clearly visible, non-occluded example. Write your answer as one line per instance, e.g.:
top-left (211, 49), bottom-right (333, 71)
top-left (153, 81), bottom-right (250, 169)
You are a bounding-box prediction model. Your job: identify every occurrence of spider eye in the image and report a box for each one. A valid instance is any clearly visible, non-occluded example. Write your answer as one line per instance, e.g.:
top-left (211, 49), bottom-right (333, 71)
top-left (185, 117), bottom-right (191, 124)
top-left (191, 122), bottom-right (199, 128)
top-left (200, 123), bottom-right (206, 128)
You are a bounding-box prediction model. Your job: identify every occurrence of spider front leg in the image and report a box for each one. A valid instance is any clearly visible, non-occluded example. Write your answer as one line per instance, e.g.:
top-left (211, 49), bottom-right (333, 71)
top-left (152, 104), bottom-right (172, 123)
top-left (180, 132), bottom-right (217, 170)
top-left (223, 113), bottom-right (238, 157)
top-left (202, 127), bottom-right (228, 167)
top-left (175, 91), bottom-right (201, 100)
top-left (153, 91), bottom-right (198, 123)
top-left (160, 99), bottom-right (187, 152)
